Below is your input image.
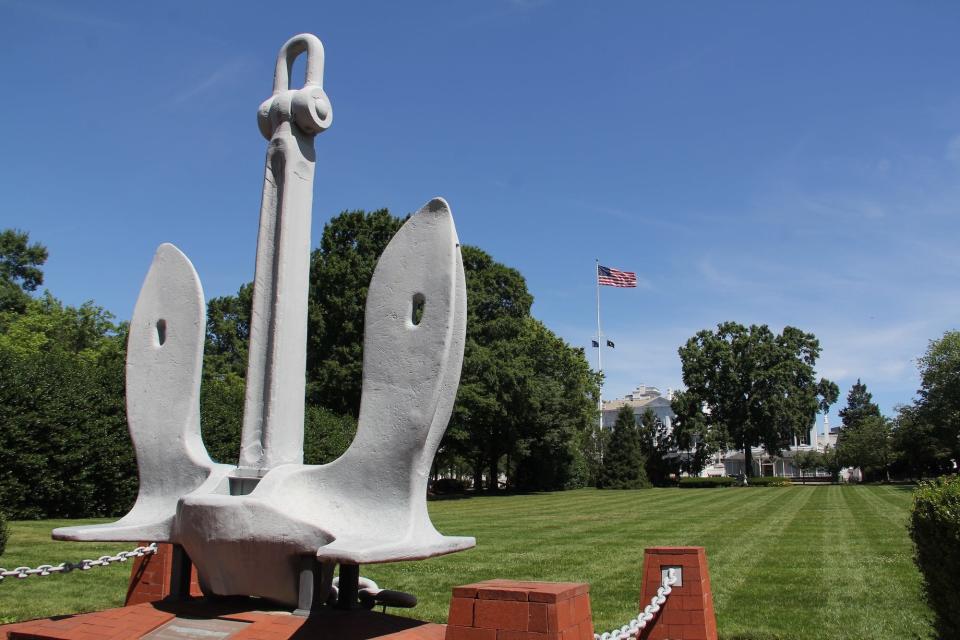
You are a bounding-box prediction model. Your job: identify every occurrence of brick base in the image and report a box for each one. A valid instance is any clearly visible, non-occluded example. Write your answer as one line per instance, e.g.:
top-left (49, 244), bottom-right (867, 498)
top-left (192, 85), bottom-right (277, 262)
top-left (445, 580), bottom-right (593, 640)
top-left (1, 547), bottom-right (718, 640)
top-left (125, 543), bottom-right (202, 605)
top-left (638, 547), bottom-right (717, 640)
top-left (2, 599), bottom-right (444, 640)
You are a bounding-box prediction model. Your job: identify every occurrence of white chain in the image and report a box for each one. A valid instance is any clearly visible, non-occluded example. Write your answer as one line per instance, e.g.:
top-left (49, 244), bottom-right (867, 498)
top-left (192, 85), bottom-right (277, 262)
top-left (0, 543), bottom-right (158, 581)
top-left (594, 568), bottom-right (677, 640)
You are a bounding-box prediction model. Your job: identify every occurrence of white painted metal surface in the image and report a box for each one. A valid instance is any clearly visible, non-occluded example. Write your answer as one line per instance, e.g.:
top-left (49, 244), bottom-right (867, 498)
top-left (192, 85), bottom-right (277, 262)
top-left (53, 33), bottom-right (474, 607)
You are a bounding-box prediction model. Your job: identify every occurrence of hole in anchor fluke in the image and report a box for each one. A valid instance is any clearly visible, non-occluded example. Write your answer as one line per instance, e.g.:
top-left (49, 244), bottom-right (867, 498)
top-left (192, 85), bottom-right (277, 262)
top-left (411, 293), bottom-right (425, 326)
top-left (156, 319), bottom-right (167, 345)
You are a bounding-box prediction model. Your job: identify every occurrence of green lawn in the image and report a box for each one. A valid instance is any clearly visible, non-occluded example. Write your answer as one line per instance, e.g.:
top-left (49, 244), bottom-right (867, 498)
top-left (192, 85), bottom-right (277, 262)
top-left (0, 486), bottom-right (933, 639)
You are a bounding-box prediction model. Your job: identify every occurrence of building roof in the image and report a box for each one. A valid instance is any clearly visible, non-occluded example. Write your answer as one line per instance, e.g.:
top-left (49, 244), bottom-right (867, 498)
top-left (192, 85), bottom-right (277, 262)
top-left (602, 384), bottom-right (670, 412)
top-left (602, 396), bottom-right (659, 411)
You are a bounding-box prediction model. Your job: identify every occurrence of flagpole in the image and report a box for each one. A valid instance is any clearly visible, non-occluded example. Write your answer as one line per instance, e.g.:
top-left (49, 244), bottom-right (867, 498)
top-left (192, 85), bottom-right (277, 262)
top-left (596, 259), bottom-right (603, 436)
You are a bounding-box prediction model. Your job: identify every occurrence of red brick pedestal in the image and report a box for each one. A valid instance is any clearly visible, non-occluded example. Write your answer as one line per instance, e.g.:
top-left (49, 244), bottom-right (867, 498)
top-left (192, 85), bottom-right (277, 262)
top-left (445, 579), bottom-right (593, 640)
top-left (638, 547), bottom-right (717, 640)
top-left (1, 547), bottom-right (718, 640)
top-left (3, 600), bottom-right (445, 640)
top-left (125, 543), bottom-right (201, 605)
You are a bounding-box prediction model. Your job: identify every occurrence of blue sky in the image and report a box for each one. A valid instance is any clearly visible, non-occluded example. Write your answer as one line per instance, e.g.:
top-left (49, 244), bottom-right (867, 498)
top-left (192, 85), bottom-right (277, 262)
top-left (2, 1), bottom-right (959, 424)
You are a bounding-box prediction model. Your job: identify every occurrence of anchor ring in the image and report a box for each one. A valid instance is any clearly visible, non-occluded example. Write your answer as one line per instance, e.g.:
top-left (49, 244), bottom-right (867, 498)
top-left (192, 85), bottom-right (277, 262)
top-left (258, 33), bottom-right (332, 139)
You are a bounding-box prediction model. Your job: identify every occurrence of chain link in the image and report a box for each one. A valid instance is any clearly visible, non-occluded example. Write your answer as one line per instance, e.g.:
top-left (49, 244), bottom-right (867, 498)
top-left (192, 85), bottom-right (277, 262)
top-left (0, 543), bottom-right (158, 582)
top-left (594, 568), bottom-right (677, 640)
top-left (3, 542), bottom-right (671, 638)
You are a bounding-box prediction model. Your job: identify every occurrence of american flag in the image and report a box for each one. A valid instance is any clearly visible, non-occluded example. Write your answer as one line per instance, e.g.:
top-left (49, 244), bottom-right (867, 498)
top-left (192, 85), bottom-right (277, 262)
top-left (598, 265), bottom-right (637, 288)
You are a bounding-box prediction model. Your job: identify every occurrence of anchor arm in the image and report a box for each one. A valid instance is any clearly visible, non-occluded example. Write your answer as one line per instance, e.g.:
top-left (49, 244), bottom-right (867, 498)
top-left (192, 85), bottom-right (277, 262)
top-left (54, 244), bottom-right (230, 542)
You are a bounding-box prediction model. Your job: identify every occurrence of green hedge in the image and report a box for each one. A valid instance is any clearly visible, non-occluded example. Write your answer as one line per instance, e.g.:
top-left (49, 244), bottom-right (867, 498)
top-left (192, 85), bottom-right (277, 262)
top-left (745, 477), bottom-right (792, 487)
top-left (678, 477), bottom-right (735, 488)
top-left (909, 475), bottom-right (960, 639)
top-left (0, 513), bottom-right (7, 557)
top-left (432, 478), bottom-right (470, 494)
top-left (677, 476), bottom-right (793, 488)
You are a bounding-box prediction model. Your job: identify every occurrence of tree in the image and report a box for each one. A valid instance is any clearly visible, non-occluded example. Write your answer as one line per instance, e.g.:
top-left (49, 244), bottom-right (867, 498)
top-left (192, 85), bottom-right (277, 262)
top-left (638, 407), bottom-right (678, 485)
top-left (819, 446), bottom-right (843, 482)
top-left (597, 405), bottom-right (650, 489)
top-left (891, 404), bottom-right (951, 480)
top-left (0, 302), bottom-right (133, 518)
top-left (675, 322), bottom-right (830, 480)
top-left (306, 209), bottom-right (405, 416)
top-left (793, 449), bottom-right (842, 483)
top-left (914, 331), bottom-right (960, 468)
top-left (670, 389), bottom-right (716, 476)
top-left (838, 379), bottom-right (881, 431)
top-left (0, 293), bottom-right (124, 362)
top-left (204, 283), bottom-right (253, 380)
top-left (815, 378), bottom-right (840, 445)
top-left (836, 379), bottom-right (886, 478)
top-left (817, 379), bottom-right (840, 416)
top-left (444, 245), bottom-right (534, 490)
top-left (837, 414), bottom-right (893, 481)
top-left (0, 231), bottom-right (134, 519)
top-left (793, 450), bottom-right (819, 483)
top-left (198, 352), bottom-right (358, 468)
top-left (199, 373), bottom-right (246, 465)
top-left (200, 209), bottom-right (598, 492)
top-left (509, 319), bottom-right (598, 491)
top-left (0, 229), bottom-right (47, 312)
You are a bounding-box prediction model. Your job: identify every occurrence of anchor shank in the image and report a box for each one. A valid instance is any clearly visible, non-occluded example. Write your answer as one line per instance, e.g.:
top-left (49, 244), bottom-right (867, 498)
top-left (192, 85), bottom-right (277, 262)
top-left (238, 34), bottom-right (331, 475)
top-left (238, 123), bottom-right (315, 473)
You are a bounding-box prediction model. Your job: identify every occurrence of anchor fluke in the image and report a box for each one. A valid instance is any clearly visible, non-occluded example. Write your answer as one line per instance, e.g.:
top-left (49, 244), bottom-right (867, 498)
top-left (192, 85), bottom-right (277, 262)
top-left (53, 244), bottom-right (231, 542)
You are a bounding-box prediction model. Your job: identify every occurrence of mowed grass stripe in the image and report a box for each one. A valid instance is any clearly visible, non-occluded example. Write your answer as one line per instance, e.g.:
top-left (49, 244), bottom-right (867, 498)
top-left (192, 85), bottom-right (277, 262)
top-left (707, 488), bottom-right (814, 624)
top-left (718, 487), bottom-right (838, 639)
top-left (869, 485), bottom-right (916, 512)
top-left (839, 487), bottom-right (932, 638)
top-left (854, 484), bottom-right (912, 530)
top-left (0, 487), bottom-right (935, 640)
top-left (817, 486), bottom-right (858, 636)
top-left (0, 519), bottom-right (136, 623)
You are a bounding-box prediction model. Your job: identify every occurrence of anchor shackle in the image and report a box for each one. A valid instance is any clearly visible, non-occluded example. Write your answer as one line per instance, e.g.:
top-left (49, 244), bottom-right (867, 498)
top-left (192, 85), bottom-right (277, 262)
top-left (257, 33), bottom-right (332, 140)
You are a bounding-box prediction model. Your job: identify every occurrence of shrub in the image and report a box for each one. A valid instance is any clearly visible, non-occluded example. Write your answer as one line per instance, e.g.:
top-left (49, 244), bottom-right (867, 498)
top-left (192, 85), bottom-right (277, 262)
top-left (909, 475), bottom-right (960, 639)
top-left (678, 477), bottom-right (734, 488)
top-left (304, 406), bottom-right (357, 465)
top-left (432, 478), bottom-right (470, 494)
top-left (199, 373), bottom-right (245, 465)
top-left (0, 513), bottom-right (7, 557)
top-left (746, 477), bottom-right (792, 487)
top-left (0, 346), bottom-right (133, 519)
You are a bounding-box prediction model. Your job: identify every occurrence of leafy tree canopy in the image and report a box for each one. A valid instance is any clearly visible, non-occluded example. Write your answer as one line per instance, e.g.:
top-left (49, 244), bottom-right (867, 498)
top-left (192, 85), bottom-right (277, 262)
top-left (837, 414), bottom-right (892, 481)
top-left (674, 322), bottom-right (832, 479)
top-left (838, 378), bottom-right (882, 430)
top-left (0, 275), bottom-right (131, 519)
top-left (598, 405), bottom-right (650, 489)
top-left (816, 378), bottom-right (840, 414)
top-left (0, 229), bottom-right (48, 312)
top-left (891, 403), bottom-right (953, 479)
top-left (638, 407), bottom-right (678, 485)
top-left (915, 330), bottom-right (960, 466)
top-left (203, 209), bottom-right (597, 492)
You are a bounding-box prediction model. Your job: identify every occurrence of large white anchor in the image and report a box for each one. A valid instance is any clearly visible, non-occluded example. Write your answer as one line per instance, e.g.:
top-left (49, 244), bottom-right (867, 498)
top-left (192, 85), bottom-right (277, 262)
top-left (53, 33), bottom-right (474, 608)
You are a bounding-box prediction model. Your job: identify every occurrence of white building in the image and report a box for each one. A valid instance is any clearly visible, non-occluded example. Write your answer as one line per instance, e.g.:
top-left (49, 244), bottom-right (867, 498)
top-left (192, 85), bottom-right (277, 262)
top-left (601, 385), bottom-right (675, 431)
top-left (701, 415), bottom-right (840, 478)
top-left (603, 383), bottom-right (841, 479)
